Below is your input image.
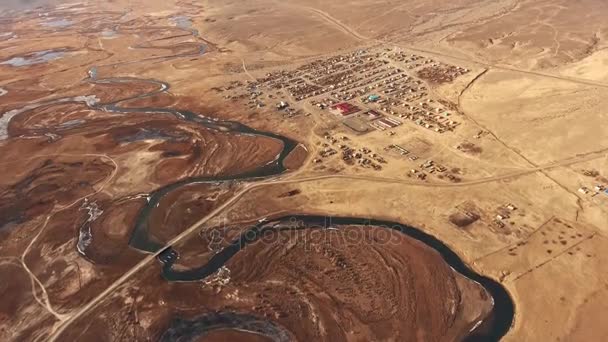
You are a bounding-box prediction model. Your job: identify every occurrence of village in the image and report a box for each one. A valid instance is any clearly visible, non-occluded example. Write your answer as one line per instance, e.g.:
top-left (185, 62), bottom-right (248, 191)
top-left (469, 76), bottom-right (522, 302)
top-left (218, 47), bottom-right (468, 134)
top-left (213, 47), bottom-right (476, 178)
top-left (213, 45), bottom-right (608, 235)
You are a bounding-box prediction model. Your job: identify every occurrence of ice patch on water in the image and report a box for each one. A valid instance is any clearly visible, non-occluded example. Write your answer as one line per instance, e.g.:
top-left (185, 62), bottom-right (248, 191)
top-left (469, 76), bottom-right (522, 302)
top-left (42, 19), bottom-right (73, 28)
top-left (101, 29), bottom-right (118, 39)
top-left (0, 109), bottom-right (21, 140)
top-left (0, 95), bottom-right (99, 140)
top-left (202, 266), bottom-right (231, 287)
top-left (1, 50), bottom-right (67, 67)
top-left (77, 200), bottom-right (103, 256)
top-left (74, 95), bottom-right (100, 107)
top-left (57, 119), bottom-right (85, 129)
top-left (56, 2), bottom-right (85, 11)
top-left (171, 15), bottom-right (201, 38)
top-left (171, 15), bottom-right (192, 29)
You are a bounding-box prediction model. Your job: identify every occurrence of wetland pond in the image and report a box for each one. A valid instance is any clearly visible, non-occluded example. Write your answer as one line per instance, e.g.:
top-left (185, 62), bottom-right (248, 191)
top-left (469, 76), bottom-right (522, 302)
top-left (1, 49), bottom-right (69, 67)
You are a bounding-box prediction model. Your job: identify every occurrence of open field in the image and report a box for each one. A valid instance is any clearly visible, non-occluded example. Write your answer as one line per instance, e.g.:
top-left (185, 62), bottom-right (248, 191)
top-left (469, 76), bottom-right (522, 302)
top-left (1, 0), bottom-right (607, 341)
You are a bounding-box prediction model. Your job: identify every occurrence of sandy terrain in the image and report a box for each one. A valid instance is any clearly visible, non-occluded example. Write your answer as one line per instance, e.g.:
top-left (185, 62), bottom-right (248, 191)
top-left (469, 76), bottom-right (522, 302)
top-left (1, 0), bottom-right (607, 341)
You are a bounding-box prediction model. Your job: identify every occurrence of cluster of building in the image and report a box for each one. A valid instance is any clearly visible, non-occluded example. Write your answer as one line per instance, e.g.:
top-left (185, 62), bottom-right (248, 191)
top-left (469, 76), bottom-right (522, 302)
top-left (370, 116), bottom-right (402, 131)
top-left (386, 50), bottom-right (469, 84)
top-left (313, 133), bottom-right (386, 171)
top-left (229, 47), bottom-right (469, 135)
top-left (384, 144), bottom-right (461, 183)
top-left (382, 100), bottom-right (458, 133)
top-left (407, 159), bottom-right (458, 182)
top-left (578, 184), bottom-right (608, 197)
top-left (493, 203), bottom-right (518, 229)
top-left (385, 52), bottom-right (426, 67)
top-left (214, 78), bottom-right (307, 117)
top-left (213, 47), bottom-right (476, 181)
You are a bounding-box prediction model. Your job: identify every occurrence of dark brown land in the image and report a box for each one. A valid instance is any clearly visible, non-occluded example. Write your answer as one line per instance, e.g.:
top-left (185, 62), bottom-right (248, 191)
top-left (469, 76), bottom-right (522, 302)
top-left (55, 224), bottom-right (492, 342)
top-left (6, 0), bottom-right (606, 341)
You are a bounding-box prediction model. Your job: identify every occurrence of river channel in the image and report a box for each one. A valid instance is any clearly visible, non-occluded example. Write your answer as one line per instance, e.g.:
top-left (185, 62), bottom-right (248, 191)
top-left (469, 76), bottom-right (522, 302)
top-left (0, 15), bottom-right (516, 341)
top-left (86, 67), bottom-right (513, 341)
top-left (153, 216), bottom-right (514, 342)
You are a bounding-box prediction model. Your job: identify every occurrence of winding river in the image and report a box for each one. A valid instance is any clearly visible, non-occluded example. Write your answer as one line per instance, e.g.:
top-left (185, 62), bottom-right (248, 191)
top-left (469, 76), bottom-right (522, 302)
top-left (86, 75), bottom-right (299, 253)
top-left (85, 71), bottom-right (514, 341)
top-left (154, 216), bottom-right (514, 342)
top-left (90, 69), bottom-right (514, 341)
top-left (1, 44), bottom-right (514, 340)
top-left (160, 312), bottom-right (291, 342)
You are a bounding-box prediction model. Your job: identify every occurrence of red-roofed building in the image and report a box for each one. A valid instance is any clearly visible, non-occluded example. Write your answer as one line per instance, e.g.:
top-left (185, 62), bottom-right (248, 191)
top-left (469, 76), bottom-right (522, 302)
top-left (331, 102), bottom-right (360, 116)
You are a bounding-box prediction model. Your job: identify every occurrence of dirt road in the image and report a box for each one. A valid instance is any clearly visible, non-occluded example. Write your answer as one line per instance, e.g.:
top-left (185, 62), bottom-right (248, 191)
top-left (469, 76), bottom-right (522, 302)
top-left (296, 5), bottom-right (608, 90)
top-left (45, 145), bottom-right (607, 341)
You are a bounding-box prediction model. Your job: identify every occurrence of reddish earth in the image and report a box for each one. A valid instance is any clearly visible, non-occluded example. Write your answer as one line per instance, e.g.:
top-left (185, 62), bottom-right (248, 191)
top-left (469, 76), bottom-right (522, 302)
top-left (198, 330), bottom-right (273, 342)
top-left (0, 75), bottom-right (290, 340)
top-left (147, 182), bottom-right (238, 245)
top-left (220, 226), bottom-right (492, 341)
top-left (0, 6), bottom-right (289, 327)
top-left (0, 156), bottom-right (113, 227)
top-left (0, 1), bottom-right (506, 341)
top-left (282, 144), bottom-right (308, 171)
top-left (119, 92), bottom-right (177, 109)
top-left (55, 224), bottom-right (492, 342)
top-left (0, 260), bottom-right (59, 342)
top-left (82, 197), bottom-right (147, 264)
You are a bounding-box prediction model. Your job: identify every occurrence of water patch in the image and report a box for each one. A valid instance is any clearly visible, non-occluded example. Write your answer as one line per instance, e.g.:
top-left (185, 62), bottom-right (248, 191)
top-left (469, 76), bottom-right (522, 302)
top-left (101, 29), bottom-right (118, 39)
top-left (160, 312), bottom-right (291, 342)
top-left (1, 50), bottom-right (68, 67)
top-left (88, 67), bottom-right (98, 80)
top-left (171, 15), bottom-right (200, 38)
top-left (42, 18), bottom-right (73, 28)
top-left (57, 119), bottom-right (85, 129)
top-left (171, 15), bottom-right (193, 29)
top-left (77, 200), bottom-right (103, 257)
top-left (116, 128), bottom-right (188, 143)
top-left (0, 95), bottom-right (99, 140)
top-left (0, 32), bottom-right (13, 41)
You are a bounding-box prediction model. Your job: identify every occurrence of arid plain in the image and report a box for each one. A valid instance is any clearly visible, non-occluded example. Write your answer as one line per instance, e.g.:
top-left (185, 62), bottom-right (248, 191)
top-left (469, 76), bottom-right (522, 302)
top-left (0, 0), bottom-right (607, 341)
